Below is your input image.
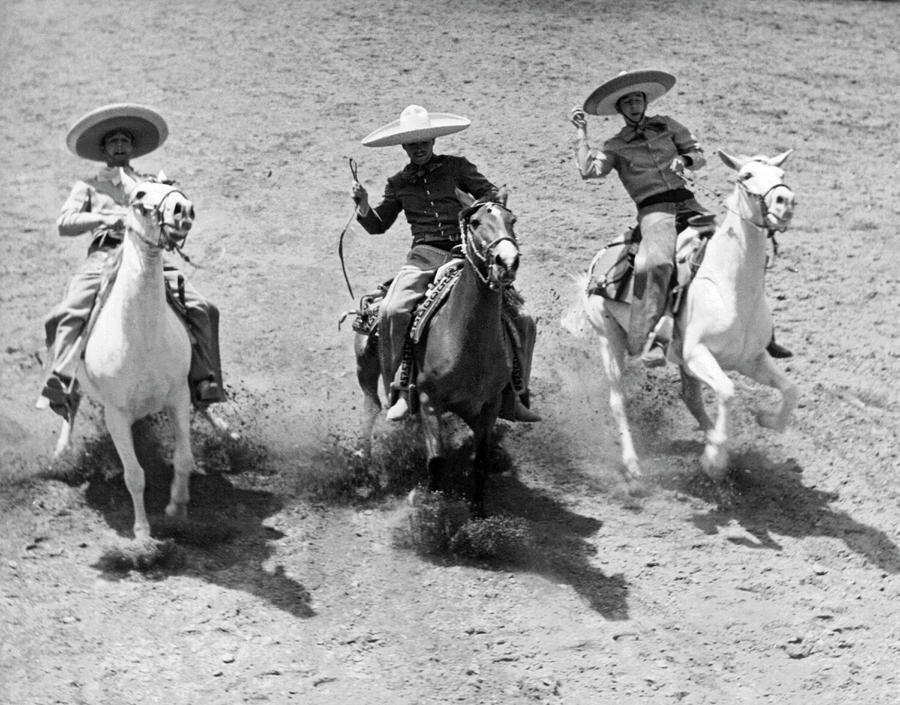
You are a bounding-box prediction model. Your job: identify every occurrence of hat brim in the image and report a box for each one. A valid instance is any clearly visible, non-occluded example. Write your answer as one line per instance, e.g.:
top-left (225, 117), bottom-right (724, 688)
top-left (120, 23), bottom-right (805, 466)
top-left (361, 113), bottom-right (471, 148)
top-left (583, 70), bottom-right (676, 116)
top-left (66, 103), bottom-right (168, 161)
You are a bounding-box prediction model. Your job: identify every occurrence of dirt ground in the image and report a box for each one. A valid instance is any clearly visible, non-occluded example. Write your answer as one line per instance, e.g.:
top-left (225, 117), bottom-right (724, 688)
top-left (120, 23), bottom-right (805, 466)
top-left (2, 0), bottom-right (900, 703)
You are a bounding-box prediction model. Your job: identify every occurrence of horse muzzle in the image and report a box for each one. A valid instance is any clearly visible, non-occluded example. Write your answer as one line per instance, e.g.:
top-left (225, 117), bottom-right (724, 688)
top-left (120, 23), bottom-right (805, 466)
top-left (490, 244), bottom-right (520, 286)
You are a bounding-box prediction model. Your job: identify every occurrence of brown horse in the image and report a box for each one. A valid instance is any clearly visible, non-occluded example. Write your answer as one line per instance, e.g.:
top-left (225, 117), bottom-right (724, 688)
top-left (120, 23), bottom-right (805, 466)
top-left (354, 188), bottom-right (520, 513)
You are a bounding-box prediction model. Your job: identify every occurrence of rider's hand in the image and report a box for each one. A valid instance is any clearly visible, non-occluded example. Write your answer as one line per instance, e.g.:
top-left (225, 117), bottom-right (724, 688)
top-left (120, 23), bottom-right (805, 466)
top-left (670, 156), bottom-right (687, 175)
top-left (570, 107), bottom-right (588, 130)
top-left (352, 181), bottom-right (369, 213)
top-left (102, 213), bottom-right (126, 230)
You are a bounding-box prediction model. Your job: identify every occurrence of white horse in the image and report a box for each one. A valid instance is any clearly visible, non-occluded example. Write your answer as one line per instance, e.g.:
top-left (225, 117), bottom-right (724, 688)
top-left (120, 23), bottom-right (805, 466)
top-left (564, 150), bottom-right (798, 480)
top-left (53, 173), bottom-right (225, 540)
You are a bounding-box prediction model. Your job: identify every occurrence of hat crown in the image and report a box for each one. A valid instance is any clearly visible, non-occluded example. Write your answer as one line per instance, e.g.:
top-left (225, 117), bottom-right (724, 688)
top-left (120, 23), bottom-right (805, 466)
top-left (398, 105), bottom-right (431, 130)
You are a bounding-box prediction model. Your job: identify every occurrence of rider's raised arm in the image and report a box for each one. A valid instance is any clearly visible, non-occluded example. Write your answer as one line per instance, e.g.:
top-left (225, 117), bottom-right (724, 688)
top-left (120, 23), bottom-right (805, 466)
top-left (573, 137), bottom-right (615, 181)
top-left (356, 179), bottom-right (402, 235)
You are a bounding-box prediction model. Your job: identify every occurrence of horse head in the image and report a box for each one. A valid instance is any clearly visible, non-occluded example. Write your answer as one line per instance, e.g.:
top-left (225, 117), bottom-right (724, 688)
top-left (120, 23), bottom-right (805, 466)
top-left (124, 174), bottom-right (196, 251)
top-left (718, 149), bottom-right (796, 232)
top-left (455, 186), bottom-right (520, 289)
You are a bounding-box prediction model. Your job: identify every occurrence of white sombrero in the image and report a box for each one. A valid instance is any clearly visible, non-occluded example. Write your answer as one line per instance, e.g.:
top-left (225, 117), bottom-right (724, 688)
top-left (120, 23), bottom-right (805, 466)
top-left (583, 69), bottom-right (676, 116)
top-left (66, 103), bottom-right (168, 161)
top-left (361, 104), bottom-right (471, 148)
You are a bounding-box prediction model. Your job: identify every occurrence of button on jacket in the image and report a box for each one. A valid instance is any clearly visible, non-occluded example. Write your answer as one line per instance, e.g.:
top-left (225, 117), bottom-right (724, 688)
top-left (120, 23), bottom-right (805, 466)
top-left (356, 154), bottom-right (498, 249)
top-left (574, 114), bottom-right (706, 206)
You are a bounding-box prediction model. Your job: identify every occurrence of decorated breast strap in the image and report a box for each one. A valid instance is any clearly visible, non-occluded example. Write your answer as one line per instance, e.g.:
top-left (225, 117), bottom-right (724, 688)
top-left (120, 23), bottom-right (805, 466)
top-left (409, 261), bottom-right (465, 343)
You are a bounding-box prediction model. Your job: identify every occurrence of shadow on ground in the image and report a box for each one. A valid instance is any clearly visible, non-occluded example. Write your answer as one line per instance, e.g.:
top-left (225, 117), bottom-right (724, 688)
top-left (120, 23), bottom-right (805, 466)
top-left (657, 447), bottom-right (900, 574)
top-left (59, 415), bottom-right (315, 619)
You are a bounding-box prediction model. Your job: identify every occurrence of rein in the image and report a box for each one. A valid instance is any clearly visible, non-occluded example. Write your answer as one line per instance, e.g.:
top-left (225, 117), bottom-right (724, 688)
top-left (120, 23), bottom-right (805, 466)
top-left (682, 169), bottom-right (787, 268)
top-left (736, 179), bottom-right (792, 268)
top-left (458, 201), bottom-right (518, 290)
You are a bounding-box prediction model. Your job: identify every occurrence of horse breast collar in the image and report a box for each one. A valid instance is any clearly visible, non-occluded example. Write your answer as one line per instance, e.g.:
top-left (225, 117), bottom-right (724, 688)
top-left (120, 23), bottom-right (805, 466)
top-left (409, 261), bottom-right (465, 343)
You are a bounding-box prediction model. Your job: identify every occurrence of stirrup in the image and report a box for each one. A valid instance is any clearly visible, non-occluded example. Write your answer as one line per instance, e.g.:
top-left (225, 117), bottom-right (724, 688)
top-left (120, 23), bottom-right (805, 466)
top-left (640, 338), bottom-right (668, 368)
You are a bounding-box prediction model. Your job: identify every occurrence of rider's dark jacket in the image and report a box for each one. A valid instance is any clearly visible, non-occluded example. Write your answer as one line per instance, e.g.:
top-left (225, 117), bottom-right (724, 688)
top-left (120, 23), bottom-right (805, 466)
top-left (356, 154), bottom-right (498, 251)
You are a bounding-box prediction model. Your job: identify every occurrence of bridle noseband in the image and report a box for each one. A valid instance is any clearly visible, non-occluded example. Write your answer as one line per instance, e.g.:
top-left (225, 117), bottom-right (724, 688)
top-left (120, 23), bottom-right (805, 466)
top-left (736, 164), bottom-right (795, 267)
top-left (737, 164), bottom-right (793, 231)
top-left (130, 186), bottom-right (193, 251)
top-left (458, 200), bottom-right (519, 290)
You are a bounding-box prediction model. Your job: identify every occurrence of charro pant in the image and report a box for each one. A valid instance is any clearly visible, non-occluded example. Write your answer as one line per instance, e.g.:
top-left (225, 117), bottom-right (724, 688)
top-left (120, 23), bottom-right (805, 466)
top-left (379, 244), bottom-right (454, 399)
top-left (628, 198), bottom-right (708, 354)
top-left (43, 248), bottom-right (222, 395)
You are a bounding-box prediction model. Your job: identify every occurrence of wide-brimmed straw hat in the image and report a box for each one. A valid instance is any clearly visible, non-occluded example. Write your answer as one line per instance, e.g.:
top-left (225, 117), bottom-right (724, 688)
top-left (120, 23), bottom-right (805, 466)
top-left (583, 69), bottom-right (676, 116)
top-left (65, 103), bottom-right (168, 161)
top-left (361, 104), bottom-right (471, 148)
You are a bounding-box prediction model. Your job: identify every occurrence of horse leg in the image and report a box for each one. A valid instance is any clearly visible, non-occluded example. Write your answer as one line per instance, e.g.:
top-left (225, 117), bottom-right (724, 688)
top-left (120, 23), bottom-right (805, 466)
top-left (682, 345), bottom-right (734, 480)
top-left (596, 305), bottom-right (642, 479)
top-left (468, 410), bottom-right (499, 517)
top-left (54, 418), bottom-right (75, 460)
top-left (104, 409), bottom-right (151, 540)
top-left (419, 392), bottom-right (445, 492)
top-left (355, 332), bottom-right (382, 441)
top-left (52, 387), bottom-right (82, 460)
top-left (165, 398), bottom-right (195, 521)
top-left (679, 366), bottom-right (714, 432)
top-left (738, 353), bottom-right (798, 432)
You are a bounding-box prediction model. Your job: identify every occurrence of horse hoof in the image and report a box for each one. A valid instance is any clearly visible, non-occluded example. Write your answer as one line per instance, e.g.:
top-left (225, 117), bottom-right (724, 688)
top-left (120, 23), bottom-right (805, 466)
top-left (700, 449), bottom-right (728, 481)
top-left (622, 457), bottom-right (643, 481)
top-left (165, 503), bottom-right (188, 521)
top-left (756, 409), bottom-right (786, 432)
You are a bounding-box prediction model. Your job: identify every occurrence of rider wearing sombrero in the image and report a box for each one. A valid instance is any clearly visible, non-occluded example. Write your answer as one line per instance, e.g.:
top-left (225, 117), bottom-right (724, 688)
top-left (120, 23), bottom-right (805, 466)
top-left (570, 69), bottom-right (792, 365)
top-left (38, 103), bottom-right (225, 420)
top-left (351, 104), bottom-right (539, 422)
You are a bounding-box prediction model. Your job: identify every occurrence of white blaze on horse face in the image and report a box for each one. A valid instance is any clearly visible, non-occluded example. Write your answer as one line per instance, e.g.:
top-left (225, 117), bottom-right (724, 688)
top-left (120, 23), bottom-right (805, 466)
top-left (492, 238), bottom-right (519, 283)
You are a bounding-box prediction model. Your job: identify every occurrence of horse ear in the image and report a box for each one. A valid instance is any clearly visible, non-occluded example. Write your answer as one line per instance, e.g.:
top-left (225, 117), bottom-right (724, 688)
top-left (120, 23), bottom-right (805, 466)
top-left (496, 186), bottom-right (508, 207)
top-left (455, 187), bottom-right (475, 208)
top-left (717, 150), bottom-right (747, 172)
top-left (768, 149), bottom-right (794, 167)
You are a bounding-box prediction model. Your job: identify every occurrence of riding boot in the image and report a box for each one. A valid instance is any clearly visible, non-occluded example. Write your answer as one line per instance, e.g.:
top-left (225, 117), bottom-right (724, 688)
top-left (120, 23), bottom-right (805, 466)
top-left (514, 395), bottom-right (541, 422)
top-left (185, 301), bottom-right (226, 403)
top-left (36, 373), bottom-right (82, 422)
top-left (386, 392), bottom-right (410, 421)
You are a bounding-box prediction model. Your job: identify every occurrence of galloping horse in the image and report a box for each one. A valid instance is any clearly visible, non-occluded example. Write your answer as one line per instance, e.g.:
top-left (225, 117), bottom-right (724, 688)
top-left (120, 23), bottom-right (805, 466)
top-left (355, 188), bottom-right (521, 512)
top-left (53, 172), bottom-right (212, 539)
top-left (564, 150), bottom-right (797, 480)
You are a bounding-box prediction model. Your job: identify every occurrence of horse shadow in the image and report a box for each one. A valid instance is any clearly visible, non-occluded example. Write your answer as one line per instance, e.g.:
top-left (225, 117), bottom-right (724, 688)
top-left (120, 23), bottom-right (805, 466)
top-left (71, 414), bottom-right (315, 619)
top-left (367, 424), bottom-right (631, 621)
top-left (486, 472), bottom-right (630, 620)
top-left (657, 445), bottom-right (900, 575)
